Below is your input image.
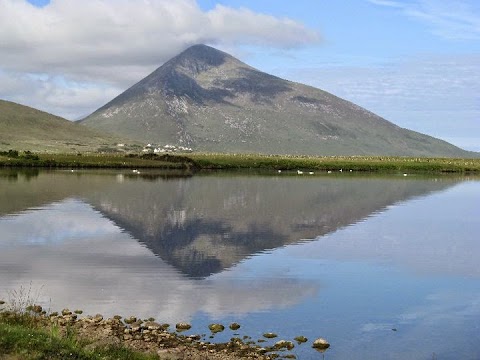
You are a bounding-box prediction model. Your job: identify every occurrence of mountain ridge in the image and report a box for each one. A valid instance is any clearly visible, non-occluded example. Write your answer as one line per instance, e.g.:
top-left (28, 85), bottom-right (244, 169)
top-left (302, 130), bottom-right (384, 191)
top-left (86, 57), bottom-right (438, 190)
top-left (0, 99), bottom-right (127, 153)
top-left (81, 44), bottom-right (474, 158)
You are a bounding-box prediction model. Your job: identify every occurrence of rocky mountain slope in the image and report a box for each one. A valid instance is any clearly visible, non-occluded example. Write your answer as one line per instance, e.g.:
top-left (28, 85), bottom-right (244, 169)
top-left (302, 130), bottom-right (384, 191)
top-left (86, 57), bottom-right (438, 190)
top-left (80, 44), bottom-right (473, 157)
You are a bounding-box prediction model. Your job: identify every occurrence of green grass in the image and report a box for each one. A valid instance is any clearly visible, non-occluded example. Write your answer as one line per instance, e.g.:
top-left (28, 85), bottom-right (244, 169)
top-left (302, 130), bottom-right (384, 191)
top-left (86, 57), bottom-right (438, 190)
top-left (0, 153), bottom-right (193, 169)
top-left (0, 99), bottom-right (138, 154)
top-left (0, 286), bottom-right (160, 360)
top-left (0, 313), bottom-right (160, 360)
top-left (189, 153), bottom-right (480, 173)
top-left (1, 151), bottom-right (479, 173)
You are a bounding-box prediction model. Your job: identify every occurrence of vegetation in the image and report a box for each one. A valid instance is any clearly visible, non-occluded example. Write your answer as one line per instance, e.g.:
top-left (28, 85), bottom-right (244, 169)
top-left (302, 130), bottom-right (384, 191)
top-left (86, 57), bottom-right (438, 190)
top-left (0, 319), bottom-right (160, 360)
top-left (0, 288), bottom-right (160, 360)
top-left (0, 152), bottom-right (194, 170)
top-left (0, 99), bottom-right (137, 153)
top-left (190, 153), bottom-right (480, 173)
top-left (1, 151), bottom-right (480, 173)
top-left (0, 292), bottom-right (285, 360)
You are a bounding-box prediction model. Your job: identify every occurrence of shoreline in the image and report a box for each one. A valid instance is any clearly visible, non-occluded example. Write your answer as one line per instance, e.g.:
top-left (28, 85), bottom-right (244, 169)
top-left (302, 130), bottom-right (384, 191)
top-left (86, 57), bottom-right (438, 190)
top-left (0, 303), bottom-right (329, 359)
top-left (0, 152), bottom-right (479, 174)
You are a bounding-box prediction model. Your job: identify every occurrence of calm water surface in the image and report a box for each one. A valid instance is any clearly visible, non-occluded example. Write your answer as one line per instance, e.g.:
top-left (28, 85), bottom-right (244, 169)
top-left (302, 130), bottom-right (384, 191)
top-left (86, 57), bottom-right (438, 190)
top-left (0, 169), bottom-right (479, 359)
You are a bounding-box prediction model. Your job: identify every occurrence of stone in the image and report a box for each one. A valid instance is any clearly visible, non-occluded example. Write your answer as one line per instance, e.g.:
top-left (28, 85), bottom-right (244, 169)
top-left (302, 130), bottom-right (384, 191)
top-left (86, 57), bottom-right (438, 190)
top-left (312, 337), bottom-right (330, 350)
top-left (229, 322), bottom-right (241, 330)
top-left (175, 322), bottom-right (192, 331)
top-left (294, 335), bottom-right (308, 344)
top-left (263, 332), bottom-right (278, 339)
top-left (61, 308), bottom-right (72, 316)
top-left (274, 340), bottom-right (295, 350)
top-left (131, 323), bottom-right (142, 333)
top-left (124, 316), bottom-right (137, 324)
top-left (145, 321), bottom-right (162, 331)
top-left (208, 323), bottom-right (225, 333)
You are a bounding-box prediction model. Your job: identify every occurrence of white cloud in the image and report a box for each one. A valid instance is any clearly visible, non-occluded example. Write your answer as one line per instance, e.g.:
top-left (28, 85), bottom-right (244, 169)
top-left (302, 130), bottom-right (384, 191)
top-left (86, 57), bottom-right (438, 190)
top-left (0, 0), bottom-right (318, 82)
top-left (0, 70), bottom-right (123, 119)
top-left (368, 0), bottom-right (480, 40)
top-left (0, 0), bottom-right (319, 119)
top-left (367, 0), bottom-right (404, 8)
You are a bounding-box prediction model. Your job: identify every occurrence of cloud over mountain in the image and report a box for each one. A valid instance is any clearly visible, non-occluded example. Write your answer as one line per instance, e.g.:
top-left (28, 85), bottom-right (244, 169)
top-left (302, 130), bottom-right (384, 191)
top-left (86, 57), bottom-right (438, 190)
top-left (0, 0), bottom-right (319, 84)
top-left (0, 0), bottom-right (318, 118)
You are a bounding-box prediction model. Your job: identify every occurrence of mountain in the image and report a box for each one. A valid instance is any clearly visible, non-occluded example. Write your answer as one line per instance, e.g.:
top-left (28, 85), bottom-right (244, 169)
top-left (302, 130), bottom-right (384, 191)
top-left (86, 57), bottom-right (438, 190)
top-left (0, 99), bottom-right (128, 153)
top-left (80, 44), bottom-right (473, 157)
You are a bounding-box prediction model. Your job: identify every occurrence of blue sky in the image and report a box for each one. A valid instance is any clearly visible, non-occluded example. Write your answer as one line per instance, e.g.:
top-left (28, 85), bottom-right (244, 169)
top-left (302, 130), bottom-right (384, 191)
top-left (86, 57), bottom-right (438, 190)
top-left (1, 0), bottom-right (478, 151)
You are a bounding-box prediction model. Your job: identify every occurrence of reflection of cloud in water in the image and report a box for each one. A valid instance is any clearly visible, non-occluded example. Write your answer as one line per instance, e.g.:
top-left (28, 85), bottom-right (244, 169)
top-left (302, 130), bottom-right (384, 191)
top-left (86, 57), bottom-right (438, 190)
top-left (0, 199), bottom-right (120, 246)
top-left (0, 199), bottom-right (317, 321)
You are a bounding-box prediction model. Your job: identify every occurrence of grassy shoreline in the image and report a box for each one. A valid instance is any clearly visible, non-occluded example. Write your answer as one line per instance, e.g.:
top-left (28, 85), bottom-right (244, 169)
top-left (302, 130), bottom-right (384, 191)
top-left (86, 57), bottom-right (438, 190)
top-left (1, 151), bottom-right (480, 173)
top-left (0, 301), bottom-right (317, 360)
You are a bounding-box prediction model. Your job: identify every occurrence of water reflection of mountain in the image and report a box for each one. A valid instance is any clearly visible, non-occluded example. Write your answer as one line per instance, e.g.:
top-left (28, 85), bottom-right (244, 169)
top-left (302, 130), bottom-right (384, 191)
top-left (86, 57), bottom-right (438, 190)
top-left (0, 170), bottom-right (106, 216)
top-left (83, 175), bottom-right (458, 278)
top-left (0, 170), bottom-right (190, 216)
top-left (0, 170), bottom-right (461, 278)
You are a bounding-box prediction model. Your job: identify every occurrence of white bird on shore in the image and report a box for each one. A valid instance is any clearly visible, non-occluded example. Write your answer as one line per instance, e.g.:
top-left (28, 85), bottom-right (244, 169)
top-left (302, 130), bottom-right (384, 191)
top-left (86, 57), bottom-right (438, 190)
top-left (297, 170), bottom-right (304, 175)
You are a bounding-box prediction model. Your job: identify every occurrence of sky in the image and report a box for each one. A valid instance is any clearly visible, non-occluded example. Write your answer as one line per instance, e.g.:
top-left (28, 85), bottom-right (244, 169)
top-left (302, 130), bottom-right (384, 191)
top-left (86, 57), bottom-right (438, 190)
top-left (0, 0), bottom-right (478, 151)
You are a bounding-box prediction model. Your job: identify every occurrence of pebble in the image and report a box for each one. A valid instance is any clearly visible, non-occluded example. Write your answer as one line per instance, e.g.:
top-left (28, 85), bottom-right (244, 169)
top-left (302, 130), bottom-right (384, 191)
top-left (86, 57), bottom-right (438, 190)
top-left (208, 323), bottom-right (225, 333)
top-left (294, 335), bottom-right (308, 344)
top-left (312, 337), bottom-right (330, 350)
top-left (229, 322), bottom-right (241, 330)
top-left (263, 332), bottom-right (278, 339)
top-left (175, 322), bottom-right (192, 331)
top-left (274, 340), bottom-right (295, 350)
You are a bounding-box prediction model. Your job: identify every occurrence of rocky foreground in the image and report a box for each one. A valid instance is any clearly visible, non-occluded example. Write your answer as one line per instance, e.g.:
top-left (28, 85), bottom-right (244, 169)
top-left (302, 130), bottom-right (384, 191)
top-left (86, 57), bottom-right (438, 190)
top-left (3, 305), bottom-right (330, 360)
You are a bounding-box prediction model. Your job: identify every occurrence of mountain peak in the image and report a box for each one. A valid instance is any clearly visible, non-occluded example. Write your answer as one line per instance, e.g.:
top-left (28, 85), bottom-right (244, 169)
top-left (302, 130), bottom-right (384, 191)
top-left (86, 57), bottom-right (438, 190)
top-left (178, 44), bottom-right (227, 60)
top-left (80, 46), bottom-right (473, 158)
top-left (159, 44), bottom-right (227, 75)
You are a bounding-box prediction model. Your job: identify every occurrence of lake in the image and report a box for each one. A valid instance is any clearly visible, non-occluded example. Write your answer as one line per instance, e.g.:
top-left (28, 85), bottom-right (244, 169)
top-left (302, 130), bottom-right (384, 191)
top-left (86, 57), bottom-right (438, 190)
top-left (0, 169), bottom-right (479, 359)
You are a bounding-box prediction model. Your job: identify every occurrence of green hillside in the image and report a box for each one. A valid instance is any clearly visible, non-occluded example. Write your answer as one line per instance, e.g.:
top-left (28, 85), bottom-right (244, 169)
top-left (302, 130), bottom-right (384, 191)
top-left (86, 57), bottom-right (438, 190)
top-left (0, 99), bottom-right (134, 153)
